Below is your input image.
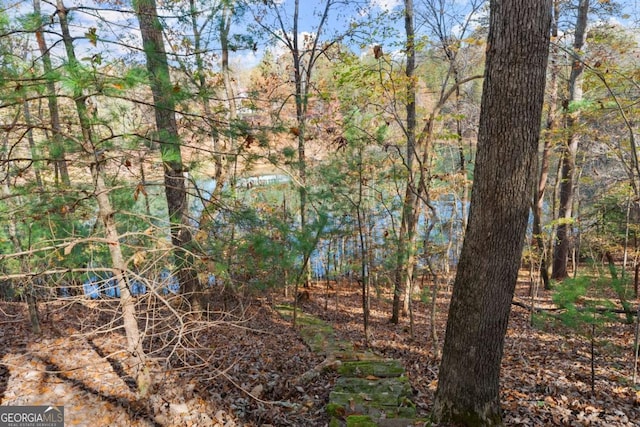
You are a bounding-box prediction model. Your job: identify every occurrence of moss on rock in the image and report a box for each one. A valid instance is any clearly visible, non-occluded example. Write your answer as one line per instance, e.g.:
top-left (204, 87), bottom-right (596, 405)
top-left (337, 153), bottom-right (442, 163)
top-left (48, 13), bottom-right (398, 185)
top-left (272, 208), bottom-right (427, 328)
top-left (337, 360), bottom-right (405, 378)
top-left (346, 415), bottom-right (377, 427)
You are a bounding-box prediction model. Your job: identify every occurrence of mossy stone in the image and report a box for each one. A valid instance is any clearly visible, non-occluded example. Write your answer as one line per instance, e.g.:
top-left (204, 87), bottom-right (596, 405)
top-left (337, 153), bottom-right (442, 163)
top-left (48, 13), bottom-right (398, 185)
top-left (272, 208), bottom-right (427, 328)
top-left (346, 415), bottom-right (377, 427)
top-left (326, 402), bottom-right (344, 417)
top-left (333, 376), bottom-right (411, 395)
top-left (277, 305), bottom-right (421, 425)
top-left (338, 360), bottom-right (405, 378)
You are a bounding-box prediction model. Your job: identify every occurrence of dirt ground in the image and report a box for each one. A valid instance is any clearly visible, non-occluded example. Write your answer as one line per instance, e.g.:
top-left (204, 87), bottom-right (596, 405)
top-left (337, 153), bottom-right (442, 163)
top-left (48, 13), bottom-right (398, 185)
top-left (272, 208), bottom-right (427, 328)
top-left (1, 275), bottom-right (639, 426)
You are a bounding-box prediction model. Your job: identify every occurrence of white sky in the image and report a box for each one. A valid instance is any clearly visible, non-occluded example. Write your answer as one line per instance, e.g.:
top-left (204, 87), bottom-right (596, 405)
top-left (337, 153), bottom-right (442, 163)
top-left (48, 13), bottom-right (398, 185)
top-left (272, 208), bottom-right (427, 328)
top-left (369, 0), bottom-right (402, 12)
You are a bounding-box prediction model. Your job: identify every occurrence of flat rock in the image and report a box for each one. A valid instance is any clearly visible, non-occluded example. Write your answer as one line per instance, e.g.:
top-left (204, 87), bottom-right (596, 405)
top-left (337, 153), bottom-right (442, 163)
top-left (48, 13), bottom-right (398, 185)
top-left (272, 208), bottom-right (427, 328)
top-left (338, 360), bottom-right (405, 378)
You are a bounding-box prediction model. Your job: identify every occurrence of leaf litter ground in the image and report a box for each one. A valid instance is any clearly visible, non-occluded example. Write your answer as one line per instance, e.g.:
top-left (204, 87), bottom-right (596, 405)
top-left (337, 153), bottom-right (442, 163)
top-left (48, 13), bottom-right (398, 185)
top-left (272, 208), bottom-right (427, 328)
top-left (0, 276), bottom-right (639, 426)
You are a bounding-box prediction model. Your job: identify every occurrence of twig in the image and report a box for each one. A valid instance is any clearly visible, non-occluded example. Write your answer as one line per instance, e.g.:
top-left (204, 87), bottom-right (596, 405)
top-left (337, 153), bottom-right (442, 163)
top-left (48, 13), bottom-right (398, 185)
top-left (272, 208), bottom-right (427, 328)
top-left (633, 305), bottom-right (640, 384)
top-left (512, 299), bottom-right (638, 316)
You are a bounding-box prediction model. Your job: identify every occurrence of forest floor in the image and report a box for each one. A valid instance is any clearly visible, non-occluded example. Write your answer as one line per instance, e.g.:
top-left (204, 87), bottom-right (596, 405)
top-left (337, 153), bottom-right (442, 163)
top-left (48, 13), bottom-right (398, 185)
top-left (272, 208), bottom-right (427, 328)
top-left (0, 274), bottom-right (639, 426)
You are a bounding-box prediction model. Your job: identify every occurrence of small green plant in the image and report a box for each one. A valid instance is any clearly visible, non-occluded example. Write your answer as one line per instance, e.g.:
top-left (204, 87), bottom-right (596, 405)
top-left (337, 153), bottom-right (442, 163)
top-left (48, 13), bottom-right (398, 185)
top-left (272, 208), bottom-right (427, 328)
top-left (550, 274), bottom-right (630, 393)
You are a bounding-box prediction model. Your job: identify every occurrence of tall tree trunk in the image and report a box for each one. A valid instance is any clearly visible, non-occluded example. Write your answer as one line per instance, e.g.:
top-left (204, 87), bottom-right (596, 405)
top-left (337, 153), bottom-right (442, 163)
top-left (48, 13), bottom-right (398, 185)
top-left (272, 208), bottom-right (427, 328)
top-left (392, 0), bottom-right (418, 324)
top-left (189, 0), bottom-right (233, 232)
top-left (133, 0), bottom-right (201, 308)
top-left (355, 147), bottom-right (370, 344)
top-left (291, 0), bottom-right (311, 287)
top-left (432, 0), bottom-right (552, 424)
top-left (533, 0), bottom-right (561, 290)
top-left (33, 0), bottom-right (70, 186)
top-left (220, 3), bottom-right (238, 189)
top-left (56, 0), bottom-right (148, 391)
top-left (23, 102), bottom-right (43, 189)
top-left (552, 0), bottom-right (589, 280)
top-left (454, 65), bottom-right (469, 237)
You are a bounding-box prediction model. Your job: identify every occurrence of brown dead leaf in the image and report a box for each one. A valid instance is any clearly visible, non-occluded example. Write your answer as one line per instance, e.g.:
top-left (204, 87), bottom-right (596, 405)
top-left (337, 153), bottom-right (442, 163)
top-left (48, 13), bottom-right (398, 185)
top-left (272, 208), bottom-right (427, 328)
top-left (64, 242), bottom-right (76, 256)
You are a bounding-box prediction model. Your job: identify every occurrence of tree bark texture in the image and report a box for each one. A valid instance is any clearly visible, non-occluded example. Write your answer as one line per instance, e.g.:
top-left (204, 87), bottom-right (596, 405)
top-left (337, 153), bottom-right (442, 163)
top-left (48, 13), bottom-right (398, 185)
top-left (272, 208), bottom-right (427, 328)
top-left (134, 0), bottom-right (201, 305)
top-left (392, 0), bottom-right (418, 324)
top-left (292, 0), bottom-right (308, 286)
top-left (190, 0), bottom-right (231, 232)
top-left (57, 0), bottom-right (148, 389)
top-left (533, 0), bottom-right (560, 290)
top-left (552, 0), bottom-right (589, 280)
top-left (533, 0), bottom-right (560, 291)
top-left (33, 0), bottom-right (70, 187)
top-left (432, 1), bottom-right (552, 425)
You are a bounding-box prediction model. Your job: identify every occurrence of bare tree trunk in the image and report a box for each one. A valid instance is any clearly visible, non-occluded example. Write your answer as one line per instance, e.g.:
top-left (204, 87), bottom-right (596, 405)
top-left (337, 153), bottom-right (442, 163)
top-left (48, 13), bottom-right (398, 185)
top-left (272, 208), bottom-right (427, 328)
top-left (392, 0), bottom-right (418, 324)
top-left (57, 0), bottom-right (148, 391)
top-left (23, 102), bottom-right (43, 189)
top-left (552, 0), bottom-right (589, 280)
top-left (355, 147), bottom-right (370, 344)
top-left (192, 0), bottom-right (236, 231)
top-left (291, 0), bottom-right (311, 287)
top-left (454, 65), bottom-right (469, 238)
top-left (134, 0), bottom-right (201, 309)
top-left (533, 0), bottom-right (560, 290)
top-left (33, 0), bottom-right (70, 186)
top-left (25, 291), bottom-right (41, 334)
top-left (138, 159), bottom-right (151, 216)
top-left (220, 3), bottom-right (238, 188)
top-left (433, 0), bottom-right (552, 423)
top-left (430, 273), bottom-right (441, 359)
top-left (392, 185), bottom-right (417, 323)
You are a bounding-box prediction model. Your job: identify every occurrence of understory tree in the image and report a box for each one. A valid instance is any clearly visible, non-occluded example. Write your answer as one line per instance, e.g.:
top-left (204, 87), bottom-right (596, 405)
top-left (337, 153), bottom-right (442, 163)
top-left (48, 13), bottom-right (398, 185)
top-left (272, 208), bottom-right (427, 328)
top-left (552, 0), bottom-right (591, 280)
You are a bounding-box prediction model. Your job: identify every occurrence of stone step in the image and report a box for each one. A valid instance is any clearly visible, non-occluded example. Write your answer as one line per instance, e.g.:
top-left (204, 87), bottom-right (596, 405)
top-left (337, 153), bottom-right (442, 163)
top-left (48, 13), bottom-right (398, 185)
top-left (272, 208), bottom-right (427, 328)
top-left (338, 415), bottom-right (424, 427)
top-left (337, 360), bottom-right (405, 378)
top-left (274, 304), bottom-right (423, 426)
top-left (329, 376), bottom-right (416, 419)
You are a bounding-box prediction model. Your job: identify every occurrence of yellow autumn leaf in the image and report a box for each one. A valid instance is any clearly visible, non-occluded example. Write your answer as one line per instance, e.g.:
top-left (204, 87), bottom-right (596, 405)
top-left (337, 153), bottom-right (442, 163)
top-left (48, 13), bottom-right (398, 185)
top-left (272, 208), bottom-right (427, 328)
top-left (132, 251), bottom-right (146, 267)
